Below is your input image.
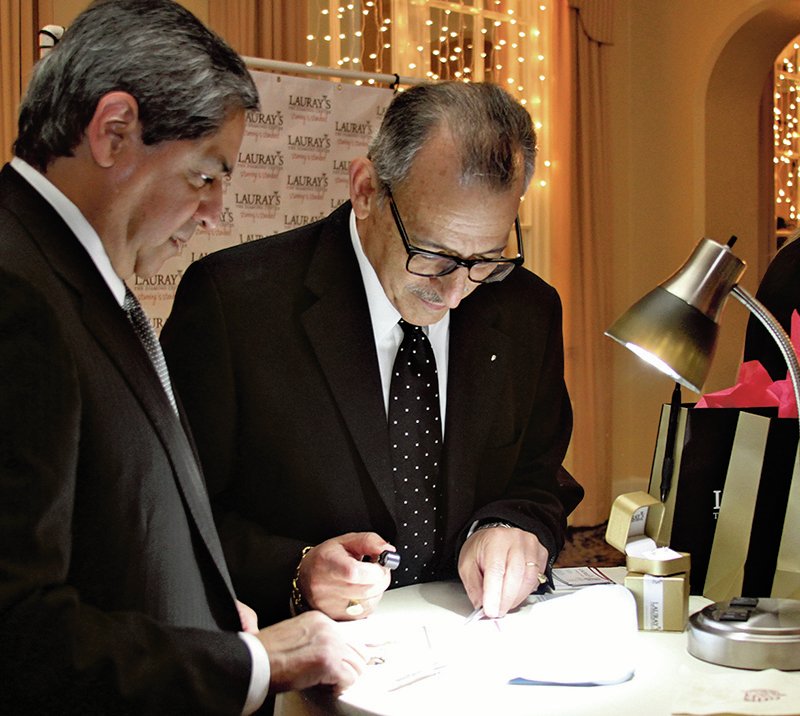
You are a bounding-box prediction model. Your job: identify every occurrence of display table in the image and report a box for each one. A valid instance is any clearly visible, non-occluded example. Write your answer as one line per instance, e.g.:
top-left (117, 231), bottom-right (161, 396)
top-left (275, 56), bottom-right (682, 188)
top-left (274, 569), bottom-right (797, 716)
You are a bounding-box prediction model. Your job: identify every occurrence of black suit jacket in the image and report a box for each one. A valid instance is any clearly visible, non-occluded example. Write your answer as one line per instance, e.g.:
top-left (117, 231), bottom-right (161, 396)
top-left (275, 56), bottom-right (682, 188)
top-left (743, 238), bottom-right (800, 380)
top-left (0, 164), bottom-right (252, 714)
top-left (162, 201), bottom-right (582, 623)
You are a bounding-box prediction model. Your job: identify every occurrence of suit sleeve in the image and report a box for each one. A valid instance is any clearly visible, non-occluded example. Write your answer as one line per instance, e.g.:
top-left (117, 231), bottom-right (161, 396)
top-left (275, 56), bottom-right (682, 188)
top-left (0, 271), bottom-right (252, 715)
top-left (457, 282), bottom-right (582, 567)
top-left (162, 261), bottom-right (306, 624)
top-left (743, 239), bottom-right (800, 380)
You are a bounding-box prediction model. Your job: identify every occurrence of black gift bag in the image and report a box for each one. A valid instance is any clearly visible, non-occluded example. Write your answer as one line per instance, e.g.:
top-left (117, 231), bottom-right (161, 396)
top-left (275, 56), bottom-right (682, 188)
top-left (647, 404), bottom-right (800, 600)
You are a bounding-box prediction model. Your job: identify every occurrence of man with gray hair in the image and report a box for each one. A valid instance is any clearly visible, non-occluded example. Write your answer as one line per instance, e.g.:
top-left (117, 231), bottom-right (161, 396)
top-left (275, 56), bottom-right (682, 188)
top-left (162, 81), bottom-right (584, 626)
top-left (0, 1), bottom-right (365, 712)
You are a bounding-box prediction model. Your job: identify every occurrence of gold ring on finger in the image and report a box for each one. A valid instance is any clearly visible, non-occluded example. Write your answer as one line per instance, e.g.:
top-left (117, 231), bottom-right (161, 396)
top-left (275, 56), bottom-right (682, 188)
top-left (346, 599), bottom-right (365, 617)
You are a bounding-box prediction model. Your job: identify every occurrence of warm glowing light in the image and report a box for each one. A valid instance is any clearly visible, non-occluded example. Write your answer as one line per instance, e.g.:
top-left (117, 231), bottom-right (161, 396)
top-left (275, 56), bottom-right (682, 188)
top-left (305, 1), bottom-right (542, 107)
top-left (774, 42), bottom-right (800, 237)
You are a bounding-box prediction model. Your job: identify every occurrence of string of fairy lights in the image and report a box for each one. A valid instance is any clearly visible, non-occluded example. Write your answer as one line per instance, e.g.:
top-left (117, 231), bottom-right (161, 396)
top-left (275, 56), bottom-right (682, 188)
top-left (305, 1), bottom-right (552, 194)
top-left (775, 43), bottom-right (800, 235)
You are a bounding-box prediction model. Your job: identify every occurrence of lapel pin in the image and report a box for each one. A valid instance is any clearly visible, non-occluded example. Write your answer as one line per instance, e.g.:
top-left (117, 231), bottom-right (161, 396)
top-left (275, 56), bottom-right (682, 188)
top-left (491, 354), bottom-right (497, 362)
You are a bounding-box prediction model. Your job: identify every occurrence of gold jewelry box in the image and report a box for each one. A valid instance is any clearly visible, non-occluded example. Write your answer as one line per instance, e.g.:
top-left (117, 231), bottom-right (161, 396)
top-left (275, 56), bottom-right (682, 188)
top-left (606, 491), bottom-right (691, 631)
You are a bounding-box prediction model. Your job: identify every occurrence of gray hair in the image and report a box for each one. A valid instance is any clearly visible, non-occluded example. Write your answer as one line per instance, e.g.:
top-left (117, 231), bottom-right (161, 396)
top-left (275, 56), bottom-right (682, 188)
top-left (14, 0), bottom-right (259, 171)
top-left (368, 81), bottom-right (536, 198)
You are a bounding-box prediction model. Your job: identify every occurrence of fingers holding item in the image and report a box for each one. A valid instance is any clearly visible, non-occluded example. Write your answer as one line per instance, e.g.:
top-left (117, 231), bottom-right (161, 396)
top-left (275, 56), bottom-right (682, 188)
top-left (299, 533), bottom-right (394, 619)
top-left (337, 531), bottom-right (396, 562)
top-left (457, 539), bottom-right (485, 609)
top-left (459, 526), bottom-right (549, 618)
top-left (460, 568), bottom-right (484, 611)
top-left (259, 611), bottom-right (367, 694)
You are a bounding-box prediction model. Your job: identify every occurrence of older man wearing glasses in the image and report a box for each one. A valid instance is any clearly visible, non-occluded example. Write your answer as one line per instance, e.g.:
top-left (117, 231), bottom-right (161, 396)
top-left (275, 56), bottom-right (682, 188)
top-left (161, 81), bottom-right (583, 627)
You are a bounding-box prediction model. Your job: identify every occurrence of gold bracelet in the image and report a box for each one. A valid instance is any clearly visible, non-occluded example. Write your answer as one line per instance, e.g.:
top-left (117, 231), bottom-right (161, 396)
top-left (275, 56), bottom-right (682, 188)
top-left (290, 545), bottom-right (314, 615)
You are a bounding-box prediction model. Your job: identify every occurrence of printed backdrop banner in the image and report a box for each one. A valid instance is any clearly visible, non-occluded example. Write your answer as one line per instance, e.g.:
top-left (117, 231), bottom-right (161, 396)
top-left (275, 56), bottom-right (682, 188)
top-left (132, 70), bottom-right (394, 332)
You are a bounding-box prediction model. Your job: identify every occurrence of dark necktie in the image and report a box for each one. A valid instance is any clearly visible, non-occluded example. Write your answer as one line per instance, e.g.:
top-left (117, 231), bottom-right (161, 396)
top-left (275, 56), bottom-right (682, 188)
top-left (123, 286), bottom-right (178, 416)
top-left (388, 319), bottom-right (443, 586)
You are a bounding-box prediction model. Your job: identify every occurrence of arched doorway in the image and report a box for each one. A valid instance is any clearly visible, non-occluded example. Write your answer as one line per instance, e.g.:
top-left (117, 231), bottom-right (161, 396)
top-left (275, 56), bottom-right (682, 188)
top-left (701, 1), bottom-right (800, 386)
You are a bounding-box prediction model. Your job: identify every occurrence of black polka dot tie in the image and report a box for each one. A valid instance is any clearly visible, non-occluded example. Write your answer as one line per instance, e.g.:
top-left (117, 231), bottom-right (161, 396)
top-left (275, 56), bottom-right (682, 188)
top-left (388, 319), bottom-right (443, 586)
top-left (123, 286), bottom-right (178, 416)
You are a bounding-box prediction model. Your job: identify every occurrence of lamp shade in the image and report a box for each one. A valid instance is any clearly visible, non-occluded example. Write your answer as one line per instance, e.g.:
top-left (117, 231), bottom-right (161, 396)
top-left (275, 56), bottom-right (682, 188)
top-left (605, 238), bottom-right (746, 393)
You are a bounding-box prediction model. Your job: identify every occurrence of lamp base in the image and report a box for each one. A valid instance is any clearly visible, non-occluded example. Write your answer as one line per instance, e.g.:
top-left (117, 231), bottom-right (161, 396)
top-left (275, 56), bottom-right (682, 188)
top-left (687, 597), bottom-right (800, 670)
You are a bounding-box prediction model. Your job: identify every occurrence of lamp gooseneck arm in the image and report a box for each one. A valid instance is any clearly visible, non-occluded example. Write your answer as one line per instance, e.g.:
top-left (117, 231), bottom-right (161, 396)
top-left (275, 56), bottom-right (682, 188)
top-left (731, 285), bottom-right (800, 435)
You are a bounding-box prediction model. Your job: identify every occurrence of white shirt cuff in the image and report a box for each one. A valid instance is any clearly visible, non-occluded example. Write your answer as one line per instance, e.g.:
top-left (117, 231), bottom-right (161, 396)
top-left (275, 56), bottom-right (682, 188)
top-left (238, 631), bottom-right (270, 715)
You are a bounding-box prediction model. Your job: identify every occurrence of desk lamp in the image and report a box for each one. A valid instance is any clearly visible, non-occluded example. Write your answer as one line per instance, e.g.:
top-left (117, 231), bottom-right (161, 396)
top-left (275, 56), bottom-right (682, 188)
top-left (605, 236), bottom-right (800, 671)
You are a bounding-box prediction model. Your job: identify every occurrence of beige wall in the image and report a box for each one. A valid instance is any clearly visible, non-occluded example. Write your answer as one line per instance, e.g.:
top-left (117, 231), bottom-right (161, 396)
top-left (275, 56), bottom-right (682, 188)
top-left (608, 0), bottom-right (800, 498)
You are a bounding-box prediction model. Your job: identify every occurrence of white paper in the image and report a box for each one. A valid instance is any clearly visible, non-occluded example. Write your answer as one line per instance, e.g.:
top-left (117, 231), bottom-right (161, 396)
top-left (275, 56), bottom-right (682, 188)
top-left (336, 582), bottom-right (637, 702)
top-left (505, 585), bottom-right (638, 686)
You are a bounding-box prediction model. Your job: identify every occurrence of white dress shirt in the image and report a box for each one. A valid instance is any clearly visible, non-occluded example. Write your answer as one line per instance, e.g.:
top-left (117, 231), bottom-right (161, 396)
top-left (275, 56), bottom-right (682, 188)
top-left (348, 208), bottom-right (449, 431)
top-left (9, 157), bottom-right (269, 715)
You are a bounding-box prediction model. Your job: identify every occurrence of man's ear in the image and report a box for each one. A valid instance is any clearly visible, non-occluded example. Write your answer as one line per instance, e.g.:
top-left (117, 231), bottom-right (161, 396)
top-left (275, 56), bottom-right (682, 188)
top-left (349, 156), bottom-right (378, 220)
top-left (85, 91), bottom-right (140, 168)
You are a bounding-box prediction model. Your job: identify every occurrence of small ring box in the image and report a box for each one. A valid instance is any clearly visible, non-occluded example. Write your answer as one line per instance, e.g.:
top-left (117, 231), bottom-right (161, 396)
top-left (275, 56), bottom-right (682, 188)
top-left (606, 491), bottom-right (690, 576)
top-left (606, 491), bottom-right (691, 632)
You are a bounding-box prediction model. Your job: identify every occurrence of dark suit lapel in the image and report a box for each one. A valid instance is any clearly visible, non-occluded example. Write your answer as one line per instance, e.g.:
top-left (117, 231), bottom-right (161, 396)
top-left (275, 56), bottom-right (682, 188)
top-left (443, 296), bottom-right (511, 535)
top-left (5, 167), bottom-right (237, 601)
top-left (301, 205), bottom-right (398, 519)
top-left (82, 301), bottom-right (237, 599)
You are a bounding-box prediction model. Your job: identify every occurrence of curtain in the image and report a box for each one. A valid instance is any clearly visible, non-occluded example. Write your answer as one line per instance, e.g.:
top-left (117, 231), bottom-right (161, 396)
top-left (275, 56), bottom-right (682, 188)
top-left (208, 0), bottom-right (307, 63)
top-left (0, 0), bottom-right (37, 165)
top-left (550, 0), bottom-right (614, 526)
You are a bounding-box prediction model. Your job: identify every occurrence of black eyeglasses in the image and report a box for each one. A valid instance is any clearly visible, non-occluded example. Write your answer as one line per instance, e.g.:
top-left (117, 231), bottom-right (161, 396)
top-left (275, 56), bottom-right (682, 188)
top-left (387, 191), bottom-right (524, 284)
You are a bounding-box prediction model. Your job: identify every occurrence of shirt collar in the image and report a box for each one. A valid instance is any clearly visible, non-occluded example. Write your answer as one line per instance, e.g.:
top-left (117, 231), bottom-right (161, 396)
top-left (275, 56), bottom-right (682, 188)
top-left (349, 207), bottom-right (403, 342)
top-left (10, 157), bottom-right (126, 306)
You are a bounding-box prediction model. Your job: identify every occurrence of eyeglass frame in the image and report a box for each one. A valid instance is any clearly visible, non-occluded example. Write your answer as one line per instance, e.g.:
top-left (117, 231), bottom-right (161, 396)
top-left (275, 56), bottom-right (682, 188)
top-left (387, 190), bottom-right (525, 284)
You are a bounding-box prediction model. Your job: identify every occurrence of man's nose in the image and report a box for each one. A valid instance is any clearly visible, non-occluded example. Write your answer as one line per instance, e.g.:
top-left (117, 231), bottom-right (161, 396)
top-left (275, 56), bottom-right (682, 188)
top-left (194, 182), bottom-right (223, 230)
top-left (440, 267), bottom-right (471, 309)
